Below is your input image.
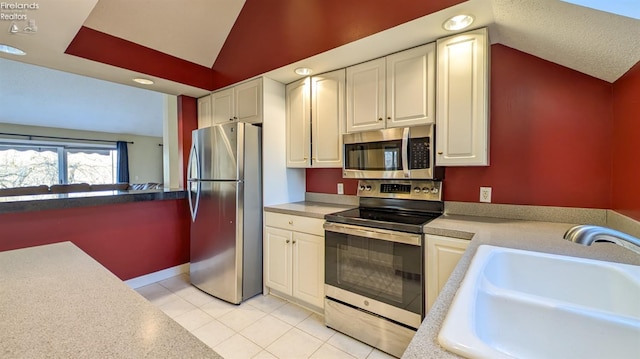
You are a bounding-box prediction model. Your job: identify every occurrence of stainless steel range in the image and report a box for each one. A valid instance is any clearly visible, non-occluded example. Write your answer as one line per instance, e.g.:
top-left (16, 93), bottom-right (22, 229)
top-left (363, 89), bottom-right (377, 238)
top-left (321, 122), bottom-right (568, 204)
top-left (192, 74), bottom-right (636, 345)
top-left (323, 180), bottom-right (443, 357)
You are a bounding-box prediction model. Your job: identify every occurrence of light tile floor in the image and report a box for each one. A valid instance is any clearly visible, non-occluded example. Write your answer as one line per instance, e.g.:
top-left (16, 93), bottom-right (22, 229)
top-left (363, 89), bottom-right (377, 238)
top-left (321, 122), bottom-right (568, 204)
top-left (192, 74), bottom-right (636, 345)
top-left (136, 274), bottom-right (396, 359)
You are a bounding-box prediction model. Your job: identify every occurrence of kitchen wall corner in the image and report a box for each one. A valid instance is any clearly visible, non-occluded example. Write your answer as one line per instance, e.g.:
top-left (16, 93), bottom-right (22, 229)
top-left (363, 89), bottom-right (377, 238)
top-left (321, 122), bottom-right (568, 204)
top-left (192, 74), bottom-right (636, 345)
top-left (305, 192), bottom-right (359, 206)
top-left (444, 201), bottom-right (607, 225)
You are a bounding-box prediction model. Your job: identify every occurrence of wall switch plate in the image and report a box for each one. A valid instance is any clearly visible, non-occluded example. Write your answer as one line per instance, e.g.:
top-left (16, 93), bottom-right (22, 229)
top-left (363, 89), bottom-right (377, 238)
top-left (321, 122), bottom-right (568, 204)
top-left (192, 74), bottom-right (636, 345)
top-left (337, 183), bottom-right (344, 195)
top-left (480, 187), bottom-right (492, 203)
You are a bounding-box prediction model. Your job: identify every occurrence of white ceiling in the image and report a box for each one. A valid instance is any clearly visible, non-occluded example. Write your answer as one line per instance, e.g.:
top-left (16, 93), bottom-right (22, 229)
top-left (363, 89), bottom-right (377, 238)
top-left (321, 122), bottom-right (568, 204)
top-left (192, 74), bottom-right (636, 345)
top-left (0, 0), bottom-right (638, 137)
top-left (492, 0), bottom-right (640, 83)
top-left (82, 0), bottom-right (245, 68)
top-left (0, 57), bottom-right (165, 137)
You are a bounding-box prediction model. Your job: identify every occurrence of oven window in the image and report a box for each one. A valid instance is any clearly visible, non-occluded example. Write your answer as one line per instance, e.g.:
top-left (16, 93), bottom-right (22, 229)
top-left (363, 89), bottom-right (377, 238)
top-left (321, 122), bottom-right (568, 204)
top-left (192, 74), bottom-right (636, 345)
top-left (344, 141), bottom-right (403, 171)
top-left (326, 231), bottom-right (422, 315)
top-left (338, 237), bottom-right (403, 303)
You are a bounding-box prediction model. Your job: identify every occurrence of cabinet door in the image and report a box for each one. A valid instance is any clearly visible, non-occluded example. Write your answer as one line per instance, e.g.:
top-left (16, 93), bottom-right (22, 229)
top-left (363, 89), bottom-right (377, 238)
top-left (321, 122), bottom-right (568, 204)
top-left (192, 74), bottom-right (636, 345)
top-left (264, 226), bottom-right (293, 295)
top-left (285, 78), bottom-right (311, 168)
top-left (292, 232), bottom-right (324, 308)
top-left (312, 69), bottom-right (345, 168)
top-left (426, 235), bottom-right (469, 311)
top-left (197, 95), bottom-right (212, 128)
top-left (211, 88), bottom-right (234, 125)
top-left (235, 78), bottom-right (263, 124)
top-left (436, 28), bottom-right (489, 166)
top-left (386, 43), bottom-right (436, 128)
top-left (346, 58), bottom-right (386, 133)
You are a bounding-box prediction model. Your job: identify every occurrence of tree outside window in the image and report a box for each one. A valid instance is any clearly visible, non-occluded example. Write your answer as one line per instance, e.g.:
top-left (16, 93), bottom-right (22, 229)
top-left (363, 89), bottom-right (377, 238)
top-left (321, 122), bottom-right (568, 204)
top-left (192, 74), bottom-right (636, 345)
top-left (0, 144), bottom-right (116, 188)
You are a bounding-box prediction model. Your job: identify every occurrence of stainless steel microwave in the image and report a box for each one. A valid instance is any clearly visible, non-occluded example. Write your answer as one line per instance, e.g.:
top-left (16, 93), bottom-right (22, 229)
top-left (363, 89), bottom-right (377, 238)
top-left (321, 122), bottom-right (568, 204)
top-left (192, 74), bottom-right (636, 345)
top-left (342, 125), bottom-right (442, 179)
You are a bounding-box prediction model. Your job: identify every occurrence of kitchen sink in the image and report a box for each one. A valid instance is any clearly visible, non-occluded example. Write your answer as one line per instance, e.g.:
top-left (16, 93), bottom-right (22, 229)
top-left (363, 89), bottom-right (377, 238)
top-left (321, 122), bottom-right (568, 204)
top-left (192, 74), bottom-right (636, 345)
top-left (438, 245), bottom-right (640, 359)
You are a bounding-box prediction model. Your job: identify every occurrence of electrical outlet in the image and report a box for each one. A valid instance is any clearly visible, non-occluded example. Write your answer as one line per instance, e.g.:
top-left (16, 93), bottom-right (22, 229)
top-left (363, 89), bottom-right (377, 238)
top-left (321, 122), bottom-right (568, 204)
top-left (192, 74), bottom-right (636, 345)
top-left (337, 183), bottom-right (344, 195)
top-left (480, 187), bottom-right (492, 203)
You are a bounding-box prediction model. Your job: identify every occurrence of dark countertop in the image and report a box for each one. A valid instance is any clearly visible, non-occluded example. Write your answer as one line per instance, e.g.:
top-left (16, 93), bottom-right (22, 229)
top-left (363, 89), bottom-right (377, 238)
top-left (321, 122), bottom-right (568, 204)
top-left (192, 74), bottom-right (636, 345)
top-left (0, 189), bottom-right (186, 214)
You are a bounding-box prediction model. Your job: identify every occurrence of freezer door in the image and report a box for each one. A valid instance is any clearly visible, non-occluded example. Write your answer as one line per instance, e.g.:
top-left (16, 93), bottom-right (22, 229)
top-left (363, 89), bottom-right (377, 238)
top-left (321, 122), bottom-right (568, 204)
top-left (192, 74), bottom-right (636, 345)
top-left (190, 181), bottom-right (242, 304)
top-left (193, 124), bottom-right (240, 180)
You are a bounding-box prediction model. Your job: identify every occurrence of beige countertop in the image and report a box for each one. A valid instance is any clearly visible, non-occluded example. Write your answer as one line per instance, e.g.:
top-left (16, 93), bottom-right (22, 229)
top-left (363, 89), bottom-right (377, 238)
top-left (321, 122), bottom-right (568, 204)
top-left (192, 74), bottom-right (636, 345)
top-left (0, 242), bottom-right (222, 358)
top-left (264, 201), bottom-right (355, 219)
top-left (403, 214), bottom-right (640, 358)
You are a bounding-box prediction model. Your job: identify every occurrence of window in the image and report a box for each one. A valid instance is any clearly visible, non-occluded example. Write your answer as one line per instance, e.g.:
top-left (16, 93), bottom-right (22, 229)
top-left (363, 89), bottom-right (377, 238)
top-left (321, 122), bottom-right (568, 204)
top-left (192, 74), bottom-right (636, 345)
top-left (0, 143), bottom-right (117, 188)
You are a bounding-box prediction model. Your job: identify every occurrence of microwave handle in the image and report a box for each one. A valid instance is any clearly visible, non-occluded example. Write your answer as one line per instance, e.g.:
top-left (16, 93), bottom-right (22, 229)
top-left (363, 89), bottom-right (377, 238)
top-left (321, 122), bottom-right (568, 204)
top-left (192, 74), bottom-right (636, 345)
top-left (402, 127), bottom-right (410, 178)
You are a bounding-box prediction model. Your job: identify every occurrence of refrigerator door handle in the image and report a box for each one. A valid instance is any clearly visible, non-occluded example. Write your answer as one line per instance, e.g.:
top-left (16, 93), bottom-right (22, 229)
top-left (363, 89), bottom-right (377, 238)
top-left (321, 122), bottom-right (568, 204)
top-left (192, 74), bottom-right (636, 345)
top-left (187, 143), bottom-right (200, 222)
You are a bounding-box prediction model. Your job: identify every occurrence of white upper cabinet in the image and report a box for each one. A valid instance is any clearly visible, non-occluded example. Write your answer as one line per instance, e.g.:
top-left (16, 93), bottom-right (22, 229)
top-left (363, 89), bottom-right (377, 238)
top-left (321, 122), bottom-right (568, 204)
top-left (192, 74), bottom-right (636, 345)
top-left (197, 95), bottom-right (212, 128)
top-left (436, 28), bottom-right (489, 166)
top-left (285, 78), bottom-right (311, 168)
top-left (386, 43), bottom-right (436, 128)
top-left (286, 69), bottom-right (345, 168)
top-left (311, 69), bottom-right (345, 168)
top-left (211, 78), bottom-right (263, 125)
top-left (211, 88), bottom-right (234, 125)
top-left (235, 78), bottom-right (262, 124)
top-left (346, 43), bottom-right (436, 133)
top-left (346, 58), bottom-right (386, 132)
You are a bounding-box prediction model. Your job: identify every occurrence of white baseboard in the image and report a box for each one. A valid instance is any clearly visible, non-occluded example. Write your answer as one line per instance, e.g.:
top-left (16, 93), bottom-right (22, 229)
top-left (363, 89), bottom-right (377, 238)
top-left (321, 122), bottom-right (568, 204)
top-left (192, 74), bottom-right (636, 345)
top-left (125, 263), bottom-right (190, 289)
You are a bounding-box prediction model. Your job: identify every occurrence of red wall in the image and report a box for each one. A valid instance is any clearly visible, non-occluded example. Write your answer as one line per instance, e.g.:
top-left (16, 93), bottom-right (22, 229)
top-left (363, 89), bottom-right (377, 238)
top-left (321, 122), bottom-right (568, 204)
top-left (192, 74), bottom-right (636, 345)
top-left (212, 0), bottom-right (465, 88)
top-left (64, 1), bottom-right (465, 91)
top-left (612, 61), bottom-right (640, 221)
top-left (0, 200), bottom-right (190, 280)
top-left (306, 168), bottom-right (359, 196)
top-left (65, 27), bottom-right (215, 91)
top-left (178, 96), bottom-right (198, 188)
top-left (307, 45), bottom-right (614, 209)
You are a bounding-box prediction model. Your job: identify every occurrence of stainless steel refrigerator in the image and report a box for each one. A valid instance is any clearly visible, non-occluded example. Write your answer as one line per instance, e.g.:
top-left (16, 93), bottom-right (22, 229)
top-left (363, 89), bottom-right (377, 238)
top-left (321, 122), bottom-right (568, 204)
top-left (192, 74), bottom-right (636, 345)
top-left (187, 122), bottom-right (262, 304)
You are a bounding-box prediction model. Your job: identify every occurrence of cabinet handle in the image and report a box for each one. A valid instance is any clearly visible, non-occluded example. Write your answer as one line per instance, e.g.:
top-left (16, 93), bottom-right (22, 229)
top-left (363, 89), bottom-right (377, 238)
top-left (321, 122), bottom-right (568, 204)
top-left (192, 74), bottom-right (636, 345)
top-left (233, 116), bottom-right (238, 120)
top-left (229, 118), bottom-right (233, 121)
top-left (292, 240), bottom-right (297, 244)
top-left (378, 118), bottom-right (383, 121)
top-left (387, 117), bottom-right (391, 120)
top-left (286, 239), bottom-right (290, 243)
top-left (288, 220), bottom-right (293, 225)
top-left (437, 151), bottom-right (443, 155)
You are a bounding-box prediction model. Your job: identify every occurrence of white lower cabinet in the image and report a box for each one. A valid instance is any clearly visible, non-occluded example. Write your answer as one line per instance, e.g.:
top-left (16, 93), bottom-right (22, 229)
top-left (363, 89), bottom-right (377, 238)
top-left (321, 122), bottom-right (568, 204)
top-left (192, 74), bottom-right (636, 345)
top-left (426, 234), bottom-right (469, 311)
top-left (264, 212), bottom-right (325, 309)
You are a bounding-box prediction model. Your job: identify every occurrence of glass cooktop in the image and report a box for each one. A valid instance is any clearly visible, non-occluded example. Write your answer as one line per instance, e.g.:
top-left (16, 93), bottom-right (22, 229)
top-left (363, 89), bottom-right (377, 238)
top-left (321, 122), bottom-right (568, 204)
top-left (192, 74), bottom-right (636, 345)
top-left (324, 207), bottom-right (441, 234)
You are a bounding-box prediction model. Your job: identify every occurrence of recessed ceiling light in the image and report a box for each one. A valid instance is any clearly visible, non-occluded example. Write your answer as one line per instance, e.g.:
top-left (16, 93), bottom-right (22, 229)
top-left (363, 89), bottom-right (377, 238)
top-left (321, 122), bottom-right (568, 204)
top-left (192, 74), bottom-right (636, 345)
top-left (443, 14), bottom-right (474, 31)
top-left (0, 44), bottom-right (26, 55)
top-left (133, 78), bottom-right (154, 85)
top-left (294, 67), bottom-right (313, 76)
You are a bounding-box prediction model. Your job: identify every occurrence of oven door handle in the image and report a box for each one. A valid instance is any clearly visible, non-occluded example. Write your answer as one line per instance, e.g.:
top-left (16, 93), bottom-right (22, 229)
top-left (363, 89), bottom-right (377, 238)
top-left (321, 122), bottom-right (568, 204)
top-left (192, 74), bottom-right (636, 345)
top-left (402, 127), bottom-right (410, 178)
top-left (324, 222), bottom-right (422, 246)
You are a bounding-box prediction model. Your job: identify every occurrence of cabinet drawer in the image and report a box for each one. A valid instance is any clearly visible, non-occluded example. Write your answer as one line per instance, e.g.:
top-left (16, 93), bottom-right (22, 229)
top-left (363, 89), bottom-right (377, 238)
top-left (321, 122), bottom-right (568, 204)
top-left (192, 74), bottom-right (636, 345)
top-left (265, 212), bottom-right (325, 236)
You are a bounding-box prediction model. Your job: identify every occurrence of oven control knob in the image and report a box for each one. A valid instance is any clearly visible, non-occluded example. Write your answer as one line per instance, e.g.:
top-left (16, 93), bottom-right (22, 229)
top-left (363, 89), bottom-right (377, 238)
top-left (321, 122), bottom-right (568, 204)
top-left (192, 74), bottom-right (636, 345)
top-left (431, 187), bottom-right (439, 194)
top-left (364, 300), bottom-right (370, 306)
top-left (413, 187), bottom-right (421, 193)
top-left (365, 185), bottom-right (372, 191)
top-left (422, 187), bottom-right (429, 193)
top-left (359, 185), bottom-right (366, 191)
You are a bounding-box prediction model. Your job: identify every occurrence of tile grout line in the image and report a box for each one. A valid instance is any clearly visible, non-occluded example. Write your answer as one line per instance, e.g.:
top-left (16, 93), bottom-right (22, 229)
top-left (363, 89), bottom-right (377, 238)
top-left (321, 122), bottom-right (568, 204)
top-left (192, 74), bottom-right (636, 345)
top-left (137, 275), bottom-right (389, 359)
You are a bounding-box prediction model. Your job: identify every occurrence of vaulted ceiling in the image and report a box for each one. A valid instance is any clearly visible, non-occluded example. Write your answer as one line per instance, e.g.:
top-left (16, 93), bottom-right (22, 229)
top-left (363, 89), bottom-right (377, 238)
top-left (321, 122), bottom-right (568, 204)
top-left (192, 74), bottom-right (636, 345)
top-left (1, 0), bottom-right (639, 99)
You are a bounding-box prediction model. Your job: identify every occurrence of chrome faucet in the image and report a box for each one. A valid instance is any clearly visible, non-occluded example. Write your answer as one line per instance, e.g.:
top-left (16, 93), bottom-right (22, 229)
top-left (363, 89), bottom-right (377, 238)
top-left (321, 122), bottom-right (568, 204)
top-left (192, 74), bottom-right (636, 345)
top-left (564, 225), bottom-right (640, 255)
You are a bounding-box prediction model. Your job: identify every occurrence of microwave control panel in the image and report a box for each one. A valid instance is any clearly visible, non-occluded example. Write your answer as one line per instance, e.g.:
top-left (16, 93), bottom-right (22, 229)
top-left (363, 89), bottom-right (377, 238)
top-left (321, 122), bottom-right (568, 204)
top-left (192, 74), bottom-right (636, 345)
top-left (409, 138), bottom-right (430, 169)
